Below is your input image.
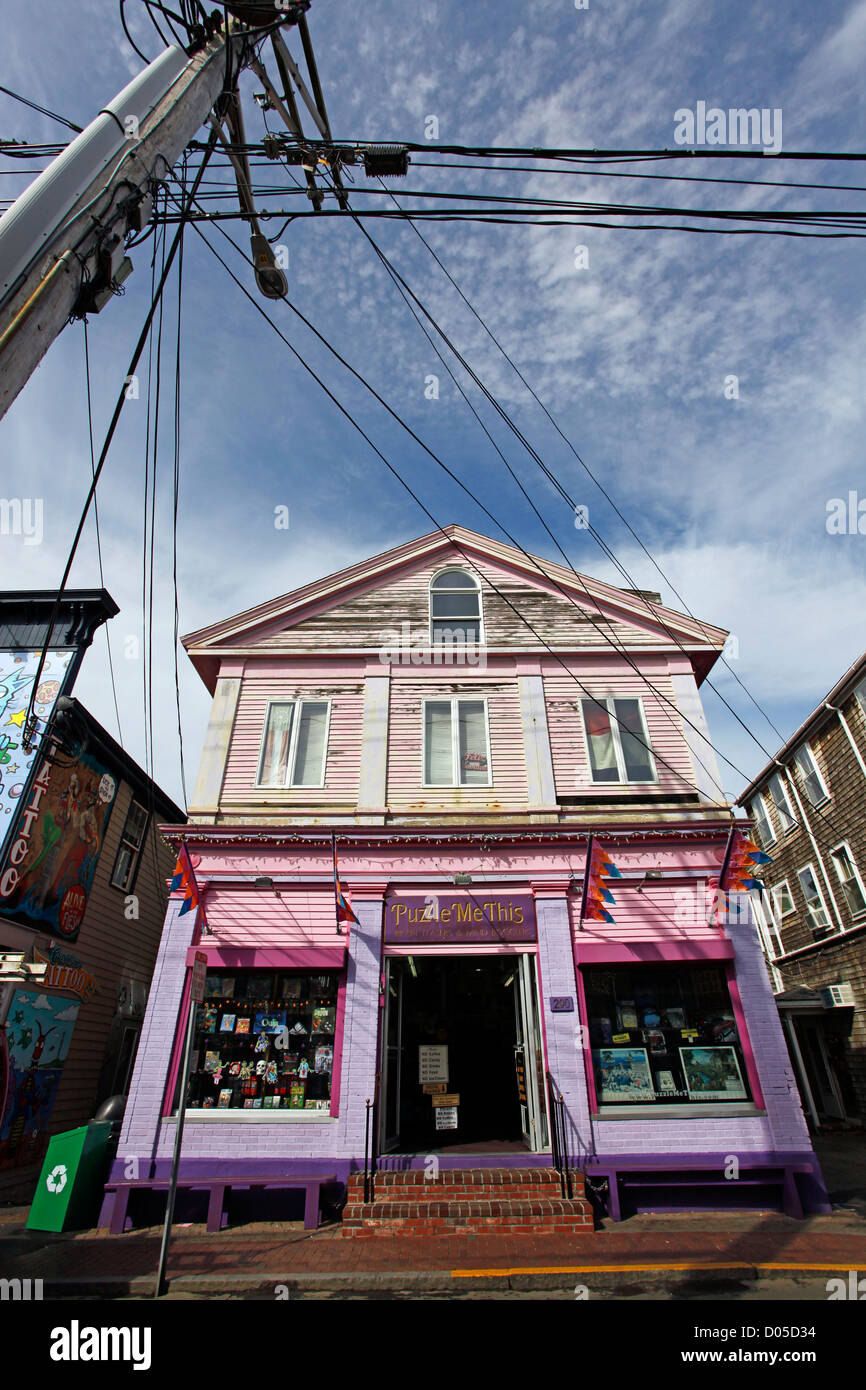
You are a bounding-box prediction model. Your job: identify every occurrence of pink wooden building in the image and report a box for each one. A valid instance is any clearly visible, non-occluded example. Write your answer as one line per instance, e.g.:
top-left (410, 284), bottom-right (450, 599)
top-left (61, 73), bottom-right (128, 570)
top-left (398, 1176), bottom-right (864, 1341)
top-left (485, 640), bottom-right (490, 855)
top-left (103, 526), bottom-right (827, 1232)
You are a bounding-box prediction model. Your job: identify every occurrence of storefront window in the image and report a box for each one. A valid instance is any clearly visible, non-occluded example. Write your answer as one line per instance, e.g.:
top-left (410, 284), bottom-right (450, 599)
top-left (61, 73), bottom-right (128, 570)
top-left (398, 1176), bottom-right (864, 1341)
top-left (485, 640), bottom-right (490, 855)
top-left (186, 970), bottom-right (337, 1111)
top-left (584, 965), bottom-right (752, 1108)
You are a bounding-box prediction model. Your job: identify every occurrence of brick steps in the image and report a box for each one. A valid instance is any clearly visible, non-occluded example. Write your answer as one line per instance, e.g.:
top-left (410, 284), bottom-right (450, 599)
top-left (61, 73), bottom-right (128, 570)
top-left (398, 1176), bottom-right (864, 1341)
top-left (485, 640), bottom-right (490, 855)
top-left (342, 1167), bottom-right (594, 1236)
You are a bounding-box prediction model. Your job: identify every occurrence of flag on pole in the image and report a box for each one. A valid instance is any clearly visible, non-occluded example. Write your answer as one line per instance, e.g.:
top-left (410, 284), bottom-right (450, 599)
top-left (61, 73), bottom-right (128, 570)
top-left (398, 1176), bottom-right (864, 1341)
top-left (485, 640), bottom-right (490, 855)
top-left (721, 831), bottom-right (772, 893)
top-left (332, 832), bottom-right (358, 934)
top-left (580, 836), bottom-right (622, 926)
top-left (170, 842), bottom-right (208, 928)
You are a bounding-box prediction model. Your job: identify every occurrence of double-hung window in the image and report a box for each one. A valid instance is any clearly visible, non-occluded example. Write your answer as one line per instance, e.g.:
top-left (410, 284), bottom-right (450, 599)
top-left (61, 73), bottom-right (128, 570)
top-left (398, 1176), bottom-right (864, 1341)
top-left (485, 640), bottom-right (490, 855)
top-left (829, 843), bottom-right (866, 919)
top-left (770, 880), bottom-right (795, 919)
top-left (581, 697), bottom-right (656, 784)
top-left (424, 697), bottom-right (491, 786)
top-left (797, 864), bottom-right (831, 934)
top-left (793, 744), bottom-right (829, 807)
top-left (768, 772), bottom-right (797, 834)
top-left (750, 795), bottom-right (775, 848)
top-left (430, 570), bottom-right (482, 644)
top-left (258, 700), bottom-right (330, 787)
top-left (110, 800), bottom-right (149, 891)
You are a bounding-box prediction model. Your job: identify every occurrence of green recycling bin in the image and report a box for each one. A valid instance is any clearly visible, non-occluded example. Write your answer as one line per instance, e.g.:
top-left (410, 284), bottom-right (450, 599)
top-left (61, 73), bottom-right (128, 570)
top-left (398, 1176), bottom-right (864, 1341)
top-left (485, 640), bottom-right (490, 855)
top-left (27, 1122), bottom-right (113, 1232)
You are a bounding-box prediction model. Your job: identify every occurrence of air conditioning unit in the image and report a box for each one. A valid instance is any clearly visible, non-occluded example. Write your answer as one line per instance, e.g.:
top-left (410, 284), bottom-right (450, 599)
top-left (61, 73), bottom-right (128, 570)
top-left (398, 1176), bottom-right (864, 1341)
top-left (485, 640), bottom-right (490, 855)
top-left (821, 983), bottom-right (856, 1008)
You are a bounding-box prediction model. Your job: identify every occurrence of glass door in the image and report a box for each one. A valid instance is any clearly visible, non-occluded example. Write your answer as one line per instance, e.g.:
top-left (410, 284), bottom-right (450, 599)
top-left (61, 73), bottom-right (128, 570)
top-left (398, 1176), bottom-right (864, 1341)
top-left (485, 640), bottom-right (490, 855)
top-left (513, 954), bottom-right (549, 1152)
top-left (379, 957), bottom-right (403, 1152)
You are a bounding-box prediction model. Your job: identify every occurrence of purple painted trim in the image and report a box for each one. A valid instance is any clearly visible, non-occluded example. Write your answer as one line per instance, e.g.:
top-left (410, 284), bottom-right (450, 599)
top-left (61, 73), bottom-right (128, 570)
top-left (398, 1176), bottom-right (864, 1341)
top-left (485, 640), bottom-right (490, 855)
top-left (328, 970), bottom-right (348, 1117)
top-left (162, 967), bottom-right (192, 1118)
top-left (185, 945), bottom-right (347, 969)
top-left (573, 939), bottom-right (734, 963)
top-left (724, 963), bottom-right (766, 1109)
top-left (574, 966), bottom-right (598, 1111)
top-left (582, 1149), bottom-right (830, 1215)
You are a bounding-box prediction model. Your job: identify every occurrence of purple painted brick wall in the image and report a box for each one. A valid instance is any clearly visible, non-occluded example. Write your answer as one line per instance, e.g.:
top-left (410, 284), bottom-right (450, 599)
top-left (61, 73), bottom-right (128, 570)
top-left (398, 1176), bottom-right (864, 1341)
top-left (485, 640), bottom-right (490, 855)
top-left (113, 897), bottom-right (384, 1178)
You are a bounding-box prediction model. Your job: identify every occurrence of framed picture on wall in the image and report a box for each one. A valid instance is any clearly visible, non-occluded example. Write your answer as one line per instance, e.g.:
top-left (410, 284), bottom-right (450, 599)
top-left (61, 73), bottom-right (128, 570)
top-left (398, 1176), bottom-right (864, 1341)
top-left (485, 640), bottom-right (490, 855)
top-left (593, 1047), bottom-right (655, 1102)
top-left (680, 1046), bottom-right (747, 1101)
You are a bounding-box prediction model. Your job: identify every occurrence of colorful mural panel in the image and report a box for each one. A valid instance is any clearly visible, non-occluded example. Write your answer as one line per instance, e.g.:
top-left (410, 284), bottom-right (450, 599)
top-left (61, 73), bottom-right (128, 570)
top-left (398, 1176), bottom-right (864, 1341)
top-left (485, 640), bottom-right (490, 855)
top-left (0, 747), bottom-right (118, 942)
top-left (0, 988), bottom-right (80, 1171)
top-left (0, 649), bottom-right (73, 854)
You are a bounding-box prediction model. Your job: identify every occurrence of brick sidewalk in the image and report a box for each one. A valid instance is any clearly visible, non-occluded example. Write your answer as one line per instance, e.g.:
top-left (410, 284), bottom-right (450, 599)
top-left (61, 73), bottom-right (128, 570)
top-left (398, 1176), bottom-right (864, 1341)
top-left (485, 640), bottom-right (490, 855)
top-left (2, 1206), bottom-right (866, 1295)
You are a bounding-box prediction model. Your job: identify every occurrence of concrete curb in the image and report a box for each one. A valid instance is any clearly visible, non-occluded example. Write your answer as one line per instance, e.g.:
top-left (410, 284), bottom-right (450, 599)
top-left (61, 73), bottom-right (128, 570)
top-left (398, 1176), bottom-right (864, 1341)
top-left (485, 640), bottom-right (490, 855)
top-left (34, 1262), bottom-right (841, 1298)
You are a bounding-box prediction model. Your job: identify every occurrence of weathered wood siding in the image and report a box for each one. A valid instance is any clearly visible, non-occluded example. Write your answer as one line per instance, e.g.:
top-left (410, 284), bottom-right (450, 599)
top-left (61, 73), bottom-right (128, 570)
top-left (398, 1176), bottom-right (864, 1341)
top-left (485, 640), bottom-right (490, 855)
top-left (241, 552), bottom-right (675, 653)
top-left (220, 675), bottom-right (364, 810)
top-left (386, 676), bottom-right (528, 812)
top-left (543, 659), bottom-right (697, 798)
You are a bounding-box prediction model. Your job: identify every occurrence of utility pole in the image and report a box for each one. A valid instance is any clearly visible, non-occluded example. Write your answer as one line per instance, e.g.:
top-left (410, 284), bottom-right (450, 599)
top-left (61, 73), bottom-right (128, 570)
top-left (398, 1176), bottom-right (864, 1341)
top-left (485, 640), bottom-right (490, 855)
top-left (0, 7), bottom-right (307, 422)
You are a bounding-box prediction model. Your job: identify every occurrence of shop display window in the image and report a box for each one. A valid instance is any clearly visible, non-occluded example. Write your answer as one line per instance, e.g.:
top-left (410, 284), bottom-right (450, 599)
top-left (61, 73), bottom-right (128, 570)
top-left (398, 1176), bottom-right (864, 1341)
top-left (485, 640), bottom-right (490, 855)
top-left (186, 970), bottom-right (337, 1111)
top-left (583, 964), bottom-right (752, 1108)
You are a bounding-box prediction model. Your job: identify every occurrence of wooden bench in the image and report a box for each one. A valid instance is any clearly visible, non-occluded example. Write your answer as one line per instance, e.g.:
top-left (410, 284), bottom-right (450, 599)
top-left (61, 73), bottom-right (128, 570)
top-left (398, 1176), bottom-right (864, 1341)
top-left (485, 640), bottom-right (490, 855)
top-left (584, 1159), bottom-right (813, 1222)
top-left (105, 1174), bottom-right (337, 1234)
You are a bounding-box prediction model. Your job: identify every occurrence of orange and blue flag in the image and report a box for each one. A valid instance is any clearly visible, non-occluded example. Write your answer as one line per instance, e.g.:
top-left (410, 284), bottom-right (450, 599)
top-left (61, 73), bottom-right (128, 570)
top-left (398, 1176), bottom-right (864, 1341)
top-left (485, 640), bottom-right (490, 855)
top-left (170, 842), bottom-right (207, 925)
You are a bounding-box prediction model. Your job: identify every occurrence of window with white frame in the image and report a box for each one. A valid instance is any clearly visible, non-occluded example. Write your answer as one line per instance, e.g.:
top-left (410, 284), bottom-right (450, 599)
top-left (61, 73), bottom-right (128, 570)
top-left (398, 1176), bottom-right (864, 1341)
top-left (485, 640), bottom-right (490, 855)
top-left (829, 843), bottom-right (866, 918)
top-left (768, 772), bottom-right (797, 833)
top-left (770, 880), bottom-right (795, 918)
top-left (797, 864), bottom-right (831, 933)
top-left (257, 701), bottom-right (330, 787)
top-left (749, 794), bottom-right (775, 847)
top-left (581, 697), bottom-right (656, 784)
top-left (793, 743), bottom-right (829, 807)
top-left (429, 570), bottom-right (482, 644)
top-left (854, 676), bottom-right (866, 718)
top-left (424, 698), bottom-right (490, 786)
top-left (110, 800), bottom-right (149, 891)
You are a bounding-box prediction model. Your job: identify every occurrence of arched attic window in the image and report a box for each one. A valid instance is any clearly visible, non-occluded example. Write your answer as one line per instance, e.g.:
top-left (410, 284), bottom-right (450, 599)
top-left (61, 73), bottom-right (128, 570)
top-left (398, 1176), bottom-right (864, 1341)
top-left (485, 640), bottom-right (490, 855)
top-left (429, 569), bottom-right (482, 644)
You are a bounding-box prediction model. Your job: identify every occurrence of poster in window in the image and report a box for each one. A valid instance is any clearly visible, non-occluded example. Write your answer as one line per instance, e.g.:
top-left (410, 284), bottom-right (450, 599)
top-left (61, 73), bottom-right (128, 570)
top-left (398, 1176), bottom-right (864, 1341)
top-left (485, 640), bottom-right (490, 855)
top-left (680, 1046), bottom-right (747, 1101)
top-left (253, 1010), bottom-right (286, 1035)
top-left (593, 1047), bottom-right (655, 1102)
top-left (0, 744), bottom-right (118, 942)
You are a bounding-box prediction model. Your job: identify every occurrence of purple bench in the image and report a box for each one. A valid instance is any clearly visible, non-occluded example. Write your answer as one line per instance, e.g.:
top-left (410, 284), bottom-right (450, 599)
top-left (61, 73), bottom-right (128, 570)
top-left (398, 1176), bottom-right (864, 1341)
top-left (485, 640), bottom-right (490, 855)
top-left (585, 1159), bottom-right (813, 1221)
top-left (104, 1174), bottom-right (337, 1234)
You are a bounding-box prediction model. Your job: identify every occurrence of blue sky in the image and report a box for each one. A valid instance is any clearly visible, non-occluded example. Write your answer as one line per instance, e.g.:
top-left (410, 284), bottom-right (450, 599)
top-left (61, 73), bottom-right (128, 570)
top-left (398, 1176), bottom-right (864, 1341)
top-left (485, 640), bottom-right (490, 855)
top-left (2, 0), bottom-right (865, 808)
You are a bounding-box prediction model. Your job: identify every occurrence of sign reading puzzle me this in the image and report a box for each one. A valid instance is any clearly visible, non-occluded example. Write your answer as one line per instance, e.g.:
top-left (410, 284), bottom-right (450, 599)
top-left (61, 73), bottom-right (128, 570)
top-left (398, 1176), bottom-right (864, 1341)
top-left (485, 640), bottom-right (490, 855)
top-left (385, 894), bottom-right (536, 944)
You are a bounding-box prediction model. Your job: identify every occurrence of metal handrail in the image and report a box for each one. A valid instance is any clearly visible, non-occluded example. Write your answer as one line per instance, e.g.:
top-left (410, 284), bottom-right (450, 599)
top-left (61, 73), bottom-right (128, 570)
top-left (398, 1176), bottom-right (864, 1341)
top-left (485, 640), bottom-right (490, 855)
top-left (545, 1071), bottom-right (572, 1200)
top-left (362, 1074), bottom-right (380, 1204)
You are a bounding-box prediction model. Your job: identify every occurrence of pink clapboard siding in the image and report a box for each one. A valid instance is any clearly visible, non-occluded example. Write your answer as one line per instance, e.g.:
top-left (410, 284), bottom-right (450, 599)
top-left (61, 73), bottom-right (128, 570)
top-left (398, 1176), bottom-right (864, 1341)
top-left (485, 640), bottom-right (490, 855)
top-left (220, 674), bottom-right (364, 806)
top-left (198, 887), bottom-right (341, 949)
top-left (386, 675), bottom-right (528, 810)
top-left (568, 881), bottom-right (723, 945)
top-left (543, 658), bottom-right (695, 798)
top-left (241, 551), bottom-right (675, 654)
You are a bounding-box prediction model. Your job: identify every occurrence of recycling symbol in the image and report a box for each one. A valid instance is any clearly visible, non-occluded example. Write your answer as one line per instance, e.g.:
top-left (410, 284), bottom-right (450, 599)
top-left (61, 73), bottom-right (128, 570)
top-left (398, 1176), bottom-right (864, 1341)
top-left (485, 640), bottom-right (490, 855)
top-left (47, 1164), bottom-right (68, 1194)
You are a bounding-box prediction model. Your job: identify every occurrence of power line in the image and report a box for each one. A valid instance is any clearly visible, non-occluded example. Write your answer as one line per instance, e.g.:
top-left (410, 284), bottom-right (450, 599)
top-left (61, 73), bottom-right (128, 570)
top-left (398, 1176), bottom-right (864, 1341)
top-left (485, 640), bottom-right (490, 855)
top-left (0, 84), bottom-right (82, 133)
top-left (176, 205), bottom-right (727, 805)
top-left (22, 130), bottom-right (219, 736)
top-left (82, 317), bottom-right (124, 745)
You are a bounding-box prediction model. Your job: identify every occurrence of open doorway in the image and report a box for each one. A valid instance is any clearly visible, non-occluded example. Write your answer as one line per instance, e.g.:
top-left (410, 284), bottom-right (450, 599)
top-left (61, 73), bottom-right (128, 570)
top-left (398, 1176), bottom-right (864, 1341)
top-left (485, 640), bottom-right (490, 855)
top-left (380, 953), bottom-right (548, 1154)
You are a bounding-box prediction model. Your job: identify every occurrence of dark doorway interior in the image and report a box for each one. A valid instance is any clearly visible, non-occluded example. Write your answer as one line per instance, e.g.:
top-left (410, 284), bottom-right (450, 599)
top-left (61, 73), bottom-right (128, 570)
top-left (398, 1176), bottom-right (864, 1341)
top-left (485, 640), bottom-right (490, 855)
top-left (395, 955), bottom-right (523, 1151)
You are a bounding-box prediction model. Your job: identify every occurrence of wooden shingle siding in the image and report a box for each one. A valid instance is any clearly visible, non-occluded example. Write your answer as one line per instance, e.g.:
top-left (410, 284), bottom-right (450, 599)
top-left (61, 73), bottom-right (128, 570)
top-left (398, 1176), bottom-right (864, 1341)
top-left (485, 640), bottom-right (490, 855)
top-left (220, 677), bottom-right (364, 808)
top-left (543, 660), bottom-right (695, 798)
top-left (48, 782), bottom-right (175, 1137)
top-left (386, 677), bottom-right (528, 811)
top-left (244, 554), bottom-right (680, 654)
